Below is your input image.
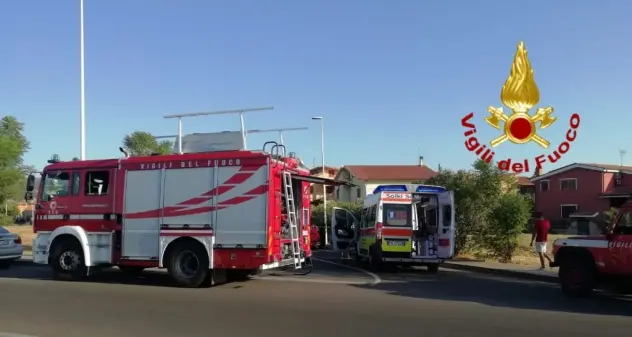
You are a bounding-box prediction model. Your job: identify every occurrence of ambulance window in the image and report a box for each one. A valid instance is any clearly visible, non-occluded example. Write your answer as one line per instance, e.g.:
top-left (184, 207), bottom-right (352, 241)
top-left (85, 171), bottom-right (110, 196)
top-left (71, 172), bottom-right (81, 196)
top-left (383, 204), bottom-right (410, 227)
top-left (368, 205), bottom-right (376, 225)
top-left (442, 205), bottom-right (452, 227)
top-left (40, 171), bottom-right (70, 201)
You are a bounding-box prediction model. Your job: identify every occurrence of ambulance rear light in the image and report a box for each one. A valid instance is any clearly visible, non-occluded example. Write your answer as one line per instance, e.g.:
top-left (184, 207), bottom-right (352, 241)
top-left (372, 185), bottom-right (408, 194)
top-left (376, 222), bottom-right (383, 240)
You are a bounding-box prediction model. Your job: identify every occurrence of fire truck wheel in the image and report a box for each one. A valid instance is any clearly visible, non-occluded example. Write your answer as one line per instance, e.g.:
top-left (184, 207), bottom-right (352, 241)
top-left (166, 241), bottom-right (210, 288)
top-left (559, 257), bottom-right (596, 297)
top-left (51, 240), bottom-right (87, 281)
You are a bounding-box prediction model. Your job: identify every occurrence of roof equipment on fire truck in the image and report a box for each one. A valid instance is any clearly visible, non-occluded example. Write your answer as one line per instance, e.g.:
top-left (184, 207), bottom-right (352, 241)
top-left (163, 106), bottom-right (274, 153)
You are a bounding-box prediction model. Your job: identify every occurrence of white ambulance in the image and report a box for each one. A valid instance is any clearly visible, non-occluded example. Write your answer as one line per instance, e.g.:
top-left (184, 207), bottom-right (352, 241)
top-left (330, 184), bottom-right (455, 272)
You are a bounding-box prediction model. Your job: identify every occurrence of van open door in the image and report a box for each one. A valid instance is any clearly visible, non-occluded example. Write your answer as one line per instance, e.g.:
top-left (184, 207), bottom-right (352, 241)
top-left (437, 191), bottom-right (455, 259)
top-left (330, 207), bottom-right (359, 252)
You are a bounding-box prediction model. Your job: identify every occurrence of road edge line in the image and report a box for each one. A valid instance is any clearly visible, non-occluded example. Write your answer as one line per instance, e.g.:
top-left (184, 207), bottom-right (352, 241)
top-left (442, 262), bottom-right (558, 283)
top-left (312, 257), bottom-right (382, 286)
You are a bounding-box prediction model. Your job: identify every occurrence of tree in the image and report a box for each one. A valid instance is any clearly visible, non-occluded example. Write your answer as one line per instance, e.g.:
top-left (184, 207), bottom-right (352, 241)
top-left (426, 159), bottom-right (532, 261)
top-left (122, 131), bottom-right (173, 156)
top-left (0, 116), bottom-right (29, 207)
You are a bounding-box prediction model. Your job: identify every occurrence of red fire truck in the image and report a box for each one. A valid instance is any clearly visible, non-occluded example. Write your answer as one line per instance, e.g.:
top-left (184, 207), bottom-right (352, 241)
top-left (551, 201), bottom-right (632, 297)
top-left (24, 142), bottom-right (343, 288)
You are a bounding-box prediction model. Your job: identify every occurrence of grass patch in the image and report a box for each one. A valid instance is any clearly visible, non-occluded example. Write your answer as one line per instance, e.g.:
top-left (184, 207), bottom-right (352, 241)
top-left (458, 233), bottom-right (571, 266)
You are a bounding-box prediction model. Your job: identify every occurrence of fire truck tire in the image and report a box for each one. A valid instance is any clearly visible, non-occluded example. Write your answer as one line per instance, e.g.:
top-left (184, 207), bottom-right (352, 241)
top-left (50, 239), bottom-right (87, 281)
top-left (165, 241), bottom-right (210, 288)
top-left (559, 257), bottom-right (596, 297)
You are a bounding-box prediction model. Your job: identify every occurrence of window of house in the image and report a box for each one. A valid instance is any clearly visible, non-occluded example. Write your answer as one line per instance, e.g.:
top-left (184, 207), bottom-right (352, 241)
top-left (325, 186), bottom-right (334, 194)
top-left (71, 172), bottom-right (81, 196)
top-left (540, 180), bottom-right (549, 192)
top-left (560, 178), bottom-right (577, 191)
top-left (614, 172), bottom-right (623, 187)
top-left (310, 185), bottom-right (314, 194)
top-left (40, 171), bottom-right (70, 201)
top-left (356, 187), bottom-right (361, 198)
top-left (560, 205), bottom-right (578, 219)
top-left (85, 171), bottom-right (110, 196)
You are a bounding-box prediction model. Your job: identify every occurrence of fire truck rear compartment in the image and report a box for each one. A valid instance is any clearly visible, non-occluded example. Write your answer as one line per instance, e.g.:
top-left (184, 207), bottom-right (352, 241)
top-left (121, 165), bottom-right (269, 261)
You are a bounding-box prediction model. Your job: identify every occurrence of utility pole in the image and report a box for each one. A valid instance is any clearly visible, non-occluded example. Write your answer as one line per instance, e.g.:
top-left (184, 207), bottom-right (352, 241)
top-left (620, 149), bottom-right (627, 167)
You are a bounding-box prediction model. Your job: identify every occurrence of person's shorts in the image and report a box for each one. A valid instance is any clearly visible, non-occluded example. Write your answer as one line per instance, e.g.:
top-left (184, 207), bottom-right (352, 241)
top-left (535, 242), bottom-right (547, 253)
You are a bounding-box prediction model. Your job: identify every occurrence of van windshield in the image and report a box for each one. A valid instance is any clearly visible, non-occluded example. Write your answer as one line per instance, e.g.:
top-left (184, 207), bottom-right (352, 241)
top-left (382, 204), bottom-right (411, 227)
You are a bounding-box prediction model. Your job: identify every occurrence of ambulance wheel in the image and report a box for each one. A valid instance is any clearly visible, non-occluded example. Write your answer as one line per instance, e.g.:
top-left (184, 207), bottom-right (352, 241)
top-left (368, 246), bottom-right (382, 271)
top-left (118, 266), bottom-right (145, 277)
top-left (166, 241), bottom-right (210, 288)
top-left (50, 239), bottom-right (87, 281)
top-left (427, 264), bottom-right (439, 273)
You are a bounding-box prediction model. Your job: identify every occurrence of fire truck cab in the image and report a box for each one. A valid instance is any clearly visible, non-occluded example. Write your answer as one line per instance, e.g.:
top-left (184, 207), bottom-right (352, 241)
top-left (24, 138), bottom-right (345, 288)
top-left (551, 200), bottom-right (632, 297)
top-left (330, 184), bottom-right (455, 271)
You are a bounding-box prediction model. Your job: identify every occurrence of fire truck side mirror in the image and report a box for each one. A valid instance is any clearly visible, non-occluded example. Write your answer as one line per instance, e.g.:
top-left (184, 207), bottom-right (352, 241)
top-left (24, 192), bottom-right (33, 201)
top-left (26, 174), bottom-right (35, 192)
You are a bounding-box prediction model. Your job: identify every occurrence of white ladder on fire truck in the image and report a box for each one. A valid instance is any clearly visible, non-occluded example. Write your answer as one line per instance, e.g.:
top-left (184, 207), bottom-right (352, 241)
top-left (282, 171), bottom-right (302, 269)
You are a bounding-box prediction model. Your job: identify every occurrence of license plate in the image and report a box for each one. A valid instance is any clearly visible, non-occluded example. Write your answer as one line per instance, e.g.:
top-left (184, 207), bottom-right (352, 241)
top-left (387, 240), bottom-right (406, 247)
top-left (0, 240), bottom-right (9, 246)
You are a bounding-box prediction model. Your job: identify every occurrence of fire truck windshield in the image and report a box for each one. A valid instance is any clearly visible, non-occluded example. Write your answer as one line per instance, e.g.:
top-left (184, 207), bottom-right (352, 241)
top-left (41, 171), bottom-right (70, 201)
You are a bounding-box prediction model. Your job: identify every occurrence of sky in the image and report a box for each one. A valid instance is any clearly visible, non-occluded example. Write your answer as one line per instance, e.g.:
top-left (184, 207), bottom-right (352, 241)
top-left (0, 0), bottom-right (630, 173)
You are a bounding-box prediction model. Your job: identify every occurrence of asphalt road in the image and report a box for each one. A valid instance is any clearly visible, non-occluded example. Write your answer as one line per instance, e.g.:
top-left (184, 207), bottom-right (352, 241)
top-left (1, 258), bottom-right (631, 337)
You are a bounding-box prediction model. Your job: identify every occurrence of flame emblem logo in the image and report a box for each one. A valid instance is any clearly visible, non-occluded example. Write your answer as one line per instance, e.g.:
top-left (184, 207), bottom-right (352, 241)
top-left (485, 41), bottom-right (557, 148)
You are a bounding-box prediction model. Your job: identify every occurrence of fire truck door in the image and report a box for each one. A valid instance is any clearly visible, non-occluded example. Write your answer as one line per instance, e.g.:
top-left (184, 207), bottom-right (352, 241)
top-left (437, 191), bottom-right (455, 259)
top-left (606, 209), bottom-right (632, 275)
top-left (330, 207), bottom-right (359, 252)
top-left (122, 170), bottom-right (164, 260)
top-left (38, 170), bottom-right (73, 221)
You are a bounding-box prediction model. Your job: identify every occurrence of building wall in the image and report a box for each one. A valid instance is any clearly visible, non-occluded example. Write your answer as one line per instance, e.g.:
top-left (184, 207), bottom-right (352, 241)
top-left (310, 168), bottom-right (338, 201)
top-left (535, 168), bottom-right (608, 220)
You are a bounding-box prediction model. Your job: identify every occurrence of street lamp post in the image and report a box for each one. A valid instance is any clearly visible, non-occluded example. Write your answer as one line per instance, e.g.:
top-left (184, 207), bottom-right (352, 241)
top-left (311, 116), bottom-right (327, 245)
top-left (79, 0), bottom-right (86, 160)
top-left (163, 107), bottom-right (274, 153)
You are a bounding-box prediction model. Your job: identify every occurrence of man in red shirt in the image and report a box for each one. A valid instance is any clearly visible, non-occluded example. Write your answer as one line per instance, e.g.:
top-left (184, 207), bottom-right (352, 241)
top-left (530, 212), bottom-right (553, 269)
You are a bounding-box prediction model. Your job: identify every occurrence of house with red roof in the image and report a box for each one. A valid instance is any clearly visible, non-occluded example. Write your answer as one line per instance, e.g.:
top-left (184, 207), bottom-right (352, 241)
top-left (334, 157), bottom-right (437, 202)
top-left (530, 163), bottom-right (632, 220)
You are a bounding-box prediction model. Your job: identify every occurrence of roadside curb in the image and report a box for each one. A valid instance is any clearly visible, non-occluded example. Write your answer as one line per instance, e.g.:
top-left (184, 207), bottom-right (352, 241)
top-left (442, 262), bottom-right (558, 283)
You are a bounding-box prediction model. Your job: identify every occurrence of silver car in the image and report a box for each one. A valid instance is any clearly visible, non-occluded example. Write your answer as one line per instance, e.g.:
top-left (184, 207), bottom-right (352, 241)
top-left (0, 226), bottom-right (23, 269)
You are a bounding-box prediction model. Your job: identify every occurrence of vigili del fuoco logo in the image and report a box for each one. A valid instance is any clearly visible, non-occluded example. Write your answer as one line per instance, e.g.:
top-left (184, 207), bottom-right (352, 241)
top-left (461, 41), bottom-right (580, 174)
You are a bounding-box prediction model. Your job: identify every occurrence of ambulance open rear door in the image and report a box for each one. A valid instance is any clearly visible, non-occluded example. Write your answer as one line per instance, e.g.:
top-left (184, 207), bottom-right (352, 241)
top-left (437, 190), bottom-right (455, 259)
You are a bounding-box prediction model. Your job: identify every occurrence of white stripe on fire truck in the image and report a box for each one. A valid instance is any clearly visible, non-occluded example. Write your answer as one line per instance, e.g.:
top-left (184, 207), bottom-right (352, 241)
top-left (555, 238), bottom-right (608, 249)
top-left (36, 214), bottom-right (109, 220)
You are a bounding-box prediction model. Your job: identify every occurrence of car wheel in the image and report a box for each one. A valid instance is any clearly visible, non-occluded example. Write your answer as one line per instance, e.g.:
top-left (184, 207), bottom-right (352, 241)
top-left (0, 260), bottom-right (12, 269)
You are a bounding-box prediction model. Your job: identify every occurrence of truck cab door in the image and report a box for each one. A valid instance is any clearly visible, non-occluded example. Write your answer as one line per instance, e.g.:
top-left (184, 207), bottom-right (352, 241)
top-left (37, 170), bottom-right (73, 222)
top-left (330, 207), bottom-right (359, 252)
top-left (606, 208), bottom-right (632, 275)
top-left (437, 191), bottom-right (455, 259)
